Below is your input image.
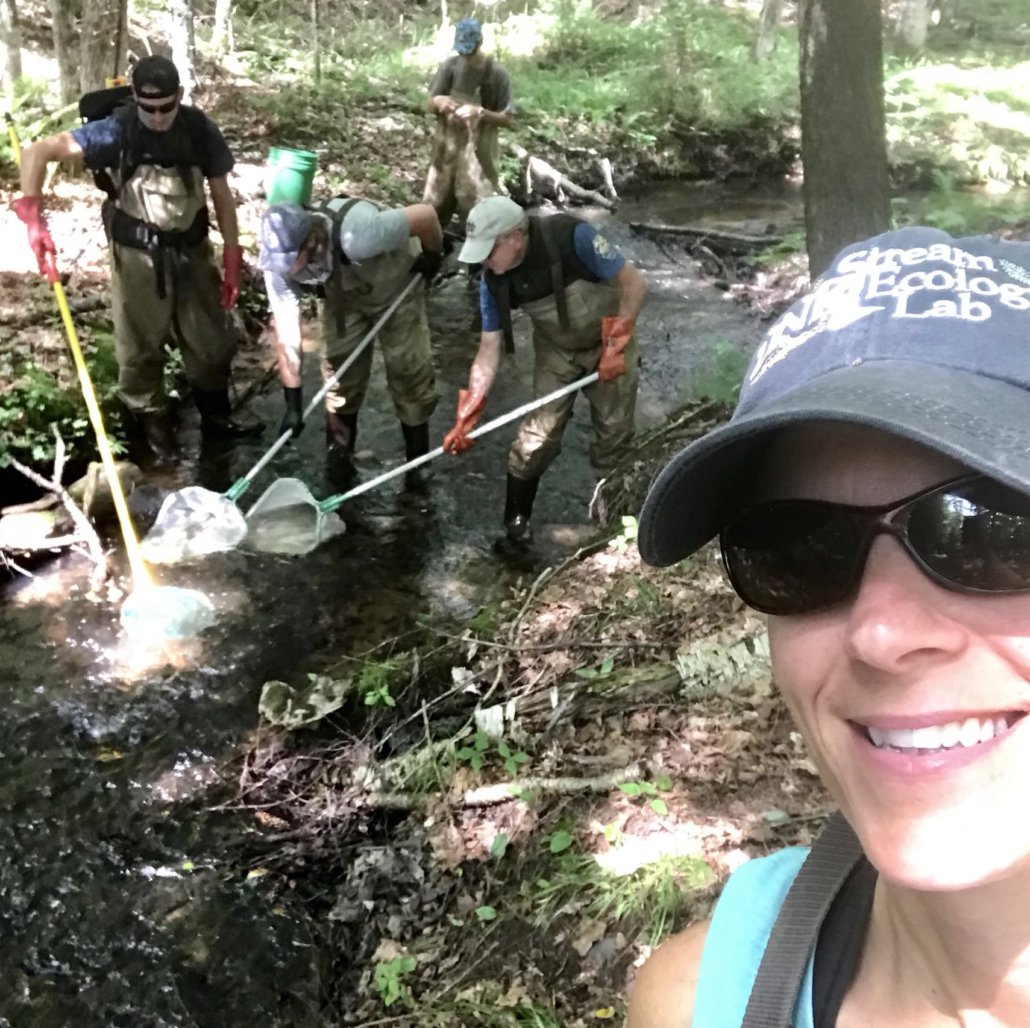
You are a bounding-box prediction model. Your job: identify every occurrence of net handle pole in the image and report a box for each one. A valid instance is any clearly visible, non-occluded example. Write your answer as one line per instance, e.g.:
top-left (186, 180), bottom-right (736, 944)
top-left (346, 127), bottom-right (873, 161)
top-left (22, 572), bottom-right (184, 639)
top-left (226, 274), bottom-right (422, 501)
top-left (320, 372), bottom-right (600, 511)
top-left (47, 254), bottom-right (152, 588)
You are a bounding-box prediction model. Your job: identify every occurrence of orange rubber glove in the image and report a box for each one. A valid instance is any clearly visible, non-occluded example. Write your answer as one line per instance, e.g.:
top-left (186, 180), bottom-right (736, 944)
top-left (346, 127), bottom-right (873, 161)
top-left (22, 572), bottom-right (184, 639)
top-left (443, 389), bottom-right (487, 455)
top-left (220, 244), bottom-right (243, 310)
top-left (598, 316), bottom-right (635, 382)
top-left (15, 196), bottom-right (57, 277)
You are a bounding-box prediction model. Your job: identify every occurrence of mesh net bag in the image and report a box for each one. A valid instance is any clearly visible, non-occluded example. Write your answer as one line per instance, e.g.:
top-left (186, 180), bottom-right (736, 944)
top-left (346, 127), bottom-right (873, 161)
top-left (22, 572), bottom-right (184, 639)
top-left (141, 486), bottom-right (249, 565)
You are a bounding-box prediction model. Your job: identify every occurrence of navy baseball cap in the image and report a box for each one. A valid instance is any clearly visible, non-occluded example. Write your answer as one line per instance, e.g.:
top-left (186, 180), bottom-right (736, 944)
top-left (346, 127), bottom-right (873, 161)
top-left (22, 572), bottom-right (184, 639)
top-left (639, 226), bottom-right (1030, 567)
top-left (258, 202), bottom-right (313, 276)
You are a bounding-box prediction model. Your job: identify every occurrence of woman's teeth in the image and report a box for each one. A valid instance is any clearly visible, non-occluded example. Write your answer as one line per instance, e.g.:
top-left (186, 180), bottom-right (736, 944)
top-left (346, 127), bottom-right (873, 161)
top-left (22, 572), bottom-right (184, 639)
top-left (867, 715), bottom-right (1013, 751)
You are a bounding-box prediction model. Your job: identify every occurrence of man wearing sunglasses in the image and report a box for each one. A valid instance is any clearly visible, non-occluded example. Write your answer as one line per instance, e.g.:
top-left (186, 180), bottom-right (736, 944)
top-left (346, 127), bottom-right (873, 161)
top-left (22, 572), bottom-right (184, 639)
top-left (628, 228), bottom-right (1030, 1028)
top-left (15, 55), bottom-right (257, 468)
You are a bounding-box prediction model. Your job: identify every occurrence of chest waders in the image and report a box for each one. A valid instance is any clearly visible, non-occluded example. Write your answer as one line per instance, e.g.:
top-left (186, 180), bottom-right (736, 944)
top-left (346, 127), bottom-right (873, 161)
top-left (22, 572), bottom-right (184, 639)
top-left (310, 199), bottom-right (437, 482)
top-left (422, 57), bottom-right (504, 231)
top-left (487, 218), bottom-right (639, 546)
top-left (94, 106), bottom-right (244, 451)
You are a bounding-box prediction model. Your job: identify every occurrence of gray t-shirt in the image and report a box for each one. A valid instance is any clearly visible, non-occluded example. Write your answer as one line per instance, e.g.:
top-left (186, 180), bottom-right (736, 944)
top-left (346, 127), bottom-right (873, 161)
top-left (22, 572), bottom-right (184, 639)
top-left (427, 55), bottom-right (515, 113)
top-left (264, 199), bottom-right (410, 325)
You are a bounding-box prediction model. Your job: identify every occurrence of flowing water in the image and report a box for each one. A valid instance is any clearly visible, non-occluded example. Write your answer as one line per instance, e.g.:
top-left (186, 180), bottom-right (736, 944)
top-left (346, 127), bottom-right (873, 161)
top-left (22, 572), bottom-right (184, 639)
top-left (0, 184), bottom-right (801, 1026)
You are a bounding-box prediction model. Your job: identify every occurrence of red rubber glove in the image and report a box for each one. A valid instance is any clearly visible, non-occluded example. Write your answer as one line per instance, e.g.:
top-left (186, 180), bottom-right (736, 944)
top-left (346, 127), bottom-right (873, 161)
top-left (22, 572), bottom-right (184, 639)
top-left (220, 244), bottom-right (244, 310)
top-left (14, 196), bottom-right (57, 277)
top-left (598, 316), bottom-right (635, 382)
top-left (443, 389), bottom-right (487, 455)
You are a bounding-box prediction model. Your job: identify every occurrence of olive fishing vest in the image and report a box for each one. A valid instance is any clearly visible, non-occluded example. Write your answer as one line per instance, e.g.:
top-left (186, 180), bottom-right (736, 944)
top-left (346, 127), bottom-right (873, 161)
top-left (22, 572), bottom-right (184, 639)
top-left (313, 197), bottom-right (419, 312)
top-left (96, 103), bottom-right (212, 297)
top-left (484, 215), bottom-right (619, 352)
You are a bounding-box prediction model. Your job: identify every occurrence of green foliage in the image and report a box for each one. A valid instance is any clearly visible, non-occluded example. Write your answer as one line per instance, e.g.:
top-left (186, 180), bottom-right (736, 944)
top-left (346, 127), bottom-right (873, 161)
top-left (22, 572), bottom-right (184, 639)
top-left (456, 732), bottom-right (530, 777)
top-left (357, 656), bottom-right (405, 708)
top-left (533, 847), bottom-right (712, 945)
top-left (753, 230), bottom-right (806, 266)
top-left (894, 171), bottom-right (1030, 236)
top-left (0, 330), bottom-right (126, 467)
top-left (619, 775), bottom-right (674, 816)
top-left (690, 340), bottom-right (748, 407)
top-left (374, 956), bottom-right (416, 1008)
top-left (574, 657), bottom-right (614, 680)
top-left (610, 514), bottom-right (638, 553)
top-left (475, 904), bottom-right (498, 921)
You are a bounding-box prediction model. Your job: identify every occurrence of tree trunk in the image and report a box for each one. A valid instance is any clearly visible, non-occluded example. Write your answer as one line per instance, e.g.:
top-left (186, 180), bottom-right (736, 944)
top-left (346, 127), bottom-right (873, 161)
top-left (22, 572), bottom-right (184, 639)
top-left (310, 0), bottom-right (320, 86)
top-left (167, 0), bottom-right (195, 103)
top-left (1, 0), bottom-right (23, 87)
top-left (210, 0), bottom-right (232, 56)
top-left (751, 0), bottom-right (784, 62)
top-left (79, 0), bottom-right (127, 93)
top-left (799, 0), bottom-right (891, 278)
top-left (50, 0), bottom-right (79, 105)
top-left (895, 0), bottom-right (932, 50)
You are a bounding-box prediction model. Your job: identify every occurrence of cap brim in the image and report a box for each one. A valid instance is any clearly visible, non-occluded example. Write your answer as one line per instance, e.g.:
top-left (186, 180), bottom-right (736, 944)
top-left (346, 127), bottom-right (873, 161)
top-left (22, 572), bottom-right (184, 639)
top-left (257, 248), bottom-right (299, 276)
top-left (639, 361), bottom-right (1030, 567)
top-left (458, 235), bottom-right (495, 264)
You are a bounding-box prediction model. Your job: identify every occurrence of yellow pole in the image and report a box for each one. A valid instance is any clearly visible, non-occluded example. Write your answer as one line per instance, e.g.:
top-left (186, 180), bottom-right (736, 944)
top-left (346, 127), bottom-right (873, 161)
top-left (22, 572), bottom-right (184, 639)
top-left (48, 258), bottom-right (152, 589)
top-left (12, 118), bottom-right (151, 592)
top-left (4, 112), bottom-right (20, 167)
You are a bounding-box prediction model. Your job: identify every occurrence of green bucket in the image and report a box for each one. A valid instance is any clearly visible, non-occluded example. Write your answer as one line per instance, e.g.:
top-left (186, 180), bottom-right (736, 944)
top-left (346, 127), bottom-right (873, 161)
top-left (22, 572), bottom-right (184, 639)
top-left (266, 147), bottom-right (318, 206)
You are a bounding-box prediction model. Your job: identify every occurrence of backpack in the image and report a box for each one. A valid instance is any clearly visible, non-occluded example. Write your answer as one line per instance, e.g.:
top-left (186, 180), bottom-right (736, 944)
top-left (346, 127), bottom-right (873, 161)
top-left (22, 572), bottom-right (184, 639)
top-left (77, 85), bottom-right (212, 202)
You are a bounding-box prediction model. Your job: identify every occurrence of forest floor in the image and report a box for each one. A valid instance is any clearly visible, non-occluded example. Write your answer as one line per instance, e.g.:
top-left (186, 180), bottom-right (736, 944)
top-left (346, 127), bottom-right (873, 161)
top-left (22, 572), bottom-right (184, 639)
top-left (230, 414), bottom-right (833, 1026)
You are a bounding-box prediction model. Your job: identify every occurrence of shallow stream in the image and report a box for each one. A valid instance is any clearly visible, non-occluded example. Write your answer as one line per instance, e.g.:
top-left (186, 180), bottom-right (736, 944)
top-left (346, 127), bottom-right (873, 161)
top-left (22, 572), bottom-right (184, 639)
top-left (0, 183), bottom-right (801, 1026)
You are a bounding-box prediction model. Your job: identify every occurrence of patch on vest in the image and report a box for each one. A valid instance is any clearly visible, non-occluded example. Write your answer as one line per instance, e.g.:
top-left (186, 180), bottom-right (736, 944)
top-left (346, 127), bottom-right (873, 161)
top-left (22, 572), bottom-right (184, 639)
top-left (592, 233), bottom-right (612, 257)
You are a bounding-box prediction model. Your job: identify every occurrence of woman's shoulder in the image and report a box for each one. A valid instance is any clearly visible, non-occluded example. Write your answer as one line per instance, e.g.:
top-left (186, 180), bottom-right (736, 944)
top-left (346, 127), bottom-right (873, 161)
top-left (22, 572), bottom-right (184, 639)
top-left (627, 848), bottom-right (812, 1028)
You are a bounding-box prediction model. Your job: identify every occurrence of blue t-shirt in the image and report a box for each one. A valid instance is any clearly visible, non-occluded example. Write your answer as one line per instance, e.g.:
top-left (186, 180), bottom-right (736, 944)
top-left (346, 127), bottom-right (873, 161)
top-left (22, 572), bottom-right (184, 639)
top-left (479, 221), bottom-right (626, 332)
top-left (71, 109), bottom-right (234, 179)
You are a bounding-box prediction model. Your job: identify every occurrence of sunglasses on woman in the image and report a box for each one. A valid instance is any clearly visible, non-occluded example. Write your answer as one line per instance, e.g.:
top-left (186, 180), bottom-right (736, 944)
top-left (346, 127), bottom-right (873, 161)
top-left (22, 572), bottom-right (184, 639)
top-left (721, 474), bottom-right (1030, 616)
top-left (137, 98), bottom-right (178, 115)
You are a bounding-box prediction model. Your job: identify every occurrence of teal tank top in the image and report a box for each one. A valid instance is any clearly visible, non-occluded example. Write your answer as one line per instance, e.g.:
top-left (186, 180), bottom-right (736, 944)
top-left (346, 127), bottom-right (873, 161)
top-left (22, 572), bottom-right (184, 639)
top-left (692, 847), bottom-right (815, 1028)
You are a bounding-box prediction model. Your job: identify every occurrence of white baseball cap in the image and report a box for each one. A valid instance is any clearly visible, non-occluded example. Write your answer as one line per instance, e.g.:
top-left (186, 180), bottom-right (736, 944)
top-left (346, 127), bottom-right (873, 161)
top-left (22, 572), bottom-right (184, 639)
top-left (459, 196), bottom-right (525, 264)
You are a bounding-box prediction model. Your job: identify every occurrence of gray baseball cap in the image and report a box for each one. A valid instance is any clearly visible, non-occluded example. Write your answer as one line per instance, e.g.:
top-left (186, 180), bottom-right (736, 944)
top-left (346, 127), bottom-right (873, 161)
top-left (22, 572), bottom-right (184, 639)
top-left (459, 196), bottom-right (525, 264)
top-left (639, 226), bottom-right (1030, 567)
top-left (258, 202), bottom-right (313, 276)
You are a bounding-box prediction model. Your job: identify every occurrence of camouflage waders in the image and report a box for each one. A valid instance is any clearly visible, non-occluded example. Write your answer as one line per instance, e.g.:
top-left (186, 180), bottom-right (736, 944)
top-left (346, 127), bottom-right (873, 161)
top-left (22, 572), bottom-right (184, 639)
top-left (319, 238), bottom-right (438, 427)
top-left (508, 278), bottom-right (638, 481)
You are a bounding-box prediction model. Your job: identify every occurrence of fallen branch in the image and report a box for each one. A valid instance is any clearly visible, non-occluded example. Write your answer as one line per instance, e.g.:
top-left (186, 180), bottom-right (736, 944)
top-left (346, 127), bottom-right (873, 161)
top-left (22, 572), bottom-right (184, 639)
top-left (7, 427), bottom-right (108, 590)
top-left (359, 763), bottom-right (642, 811)
top-left (511, 143), bottom-right (616, 210)
top-left (628, 221), bottom-right (784, 255)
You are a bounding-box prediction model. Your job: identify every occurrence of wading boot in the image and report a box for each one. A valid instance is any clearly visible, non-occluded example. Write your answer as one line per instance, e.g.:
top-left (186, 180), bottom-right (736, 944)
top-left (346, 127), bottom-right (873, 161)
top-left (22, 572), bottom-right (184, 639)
top-left (194, 388), bottom-right (263, 439)
top-left (326, 410), bottom-right (359, 490)
top-left (502, 473), bottom-right (540, 549)
top-left (137, 409), bottom-right (180, 471)
top-left (401, 421), bottom-right (431, 492)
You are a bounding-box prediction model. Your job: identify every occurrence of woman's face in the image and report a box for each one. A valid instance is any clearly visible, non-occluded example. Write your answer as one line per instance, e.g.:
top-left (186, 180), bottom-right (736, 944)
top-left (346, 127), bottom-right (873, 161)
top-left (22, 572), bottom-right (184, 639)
top-left (765, 423), bottom-right (1030, 891)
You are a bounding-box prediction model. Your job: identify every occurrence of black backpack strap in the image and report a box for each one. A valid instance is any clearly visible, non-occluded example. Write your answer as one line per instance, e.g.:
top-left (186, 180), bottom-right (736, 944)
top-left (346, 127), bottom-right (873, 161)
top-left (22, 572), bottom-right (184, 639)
top-left (539, 218), bottom-right (570, 333)
top-left (329, 197), bottom-right (361, 267)
top-left (740, 811), bottom-right (866, 1028)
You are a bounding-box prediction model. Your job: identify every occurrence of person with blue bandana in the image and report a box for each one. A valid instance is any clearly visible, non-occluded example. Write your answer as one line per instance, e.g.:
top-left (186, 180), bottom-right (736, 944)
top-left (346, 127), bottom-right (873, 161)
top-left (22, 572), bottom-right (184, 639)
top-left (422, 18), bottom-right (515, 232)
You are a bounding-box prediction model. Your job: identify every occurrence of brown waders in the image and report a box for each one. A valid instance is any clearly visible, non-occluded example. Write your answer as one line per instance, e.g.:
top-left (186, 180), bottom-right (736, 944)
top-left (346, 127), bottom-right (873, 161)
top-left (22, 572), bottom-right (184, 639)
top-left (108, 165), bottom-right (249, 460)
top-left (503, 278), bottom-right (639, 544)
top-left (319, 237), bottom-right (438, 483)
top-left (422, 85), bottom-right (504, 233)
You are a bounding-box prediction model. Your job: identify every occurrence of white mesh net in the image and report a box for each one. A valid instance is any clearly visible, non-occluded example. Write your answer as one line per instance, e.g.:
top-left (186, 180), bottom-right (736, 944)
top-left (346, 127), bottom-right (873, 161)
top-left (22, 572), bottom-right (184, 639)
top-left (243, 478), bottom-right (346, 556)
top-left (120, 585), bottom-right (217, 639)
top-left (141, 487), bottom-right (249, 565)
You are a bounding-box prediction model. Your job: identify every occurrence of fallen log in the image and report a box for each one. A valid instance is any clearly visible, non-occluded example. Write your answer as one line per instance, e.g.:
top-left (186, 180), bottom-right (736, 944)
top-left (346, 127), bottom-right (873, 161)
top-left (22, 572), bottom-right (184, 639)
top-left (356, 763), bottom-right (643, 811)
top-left (511, 143), bottom-right (616, 210)
top-left (629, 221), bottom-right (784, 255)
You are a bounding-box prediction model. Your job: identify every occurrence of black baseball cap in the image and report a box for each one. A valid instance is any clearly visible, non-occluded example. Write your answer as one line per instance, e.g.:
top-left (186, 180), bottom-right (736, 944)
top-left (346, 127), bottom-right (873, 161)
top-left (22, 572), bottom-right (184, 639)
top-left (132, 55), bottom-right (180, 98)
top-left (638, 226), bottom-right (1030, 567)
